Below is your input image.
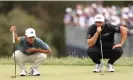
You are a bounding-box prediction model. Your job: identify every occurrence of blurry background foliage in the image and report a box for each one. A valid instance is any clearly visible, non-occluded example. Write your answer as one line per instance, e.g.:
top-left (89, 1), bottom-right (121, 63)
top-left (0, 1), bottom-right (132, 57)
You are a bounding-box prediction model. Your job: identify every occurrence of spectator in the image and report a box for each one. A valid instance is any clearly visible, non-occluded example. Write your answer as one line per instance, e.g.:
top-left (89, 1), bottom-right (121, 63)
top-left (64, 7), bottom-right (72, 25)
top-left (64, 3), bottom-right (133, 31)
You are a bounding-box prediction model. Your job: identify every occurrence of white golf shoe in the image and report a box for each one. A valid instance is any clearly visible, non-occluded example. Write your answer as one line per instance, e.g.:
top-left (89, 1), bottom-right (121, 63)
top-left (29, 68), bottom-right (40, 76)
top-left (20, 70), bottom-right (27, 76)
top-left (93, 63), bottom-right (103, 73)
top-left (107, 63), bottom-right (115, 72)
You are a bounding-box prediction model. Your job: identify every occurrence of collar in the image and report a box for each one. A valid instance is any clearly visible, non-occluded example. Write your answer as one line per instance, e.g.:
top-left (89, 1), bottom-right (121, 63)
top-left (26, 37), bottom-right (36, 45)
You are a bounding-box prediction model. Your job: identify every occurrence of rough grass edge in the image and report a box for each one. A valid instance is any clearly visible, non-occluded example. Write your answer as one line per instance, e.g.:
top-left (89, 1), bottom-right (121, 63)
top-left (0, 56), bottom-right (133, 66)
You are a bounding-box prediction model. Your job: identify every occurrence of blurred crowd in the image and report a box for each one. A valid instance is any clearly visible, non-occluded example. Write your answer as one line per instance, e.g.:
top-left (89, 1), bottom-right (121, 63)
top-left (64, 3), bottom-right (133, 33)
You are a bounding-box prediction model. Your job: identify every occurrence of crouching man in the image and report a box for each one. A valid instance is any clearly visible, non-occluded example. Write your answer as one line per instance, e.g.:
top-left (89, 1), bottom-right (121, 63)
top-left (10, 26), bottom-right (52, 76)
top-left (87, 14), bottom-right (128, 72)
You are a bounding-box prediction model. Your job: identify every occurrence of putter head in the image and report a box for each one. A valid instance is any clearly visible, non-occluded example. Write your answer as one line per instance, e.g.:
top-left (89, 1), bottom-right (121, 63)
top-left (11, 76), bottom-right (16, 78)
top-left (101, 73), bottom-right (104, 75)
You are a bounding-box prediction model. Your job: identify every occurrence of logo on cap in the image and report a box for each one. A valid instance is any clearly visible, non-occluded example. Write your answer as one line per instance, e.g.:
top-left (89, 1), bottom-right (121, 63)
top-left (30, 31), bottom-right (33, 34)
top-left (96, 17), bottom-right (101, 20)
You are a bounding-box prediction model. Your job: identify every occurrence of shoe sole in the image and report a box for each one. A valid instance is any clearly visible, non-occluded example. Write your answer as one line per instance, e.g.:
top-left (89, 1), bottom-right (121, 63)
top-left (93, 71), bottom-right (101, 73)
top-left (34, 74), bottom-right (40, 76)
top-left (29, 73), bottom-right (40, 76)
top-left (110, 71), bottom-right (114, 72)
top-left (107, 70), bottom-right (115, 72)
top-left (20, 71), bottom-right (27, 76)
top-left (20, 75), bottom-right (26, 76)
top-left (94, 69), bottom-right (102, 73)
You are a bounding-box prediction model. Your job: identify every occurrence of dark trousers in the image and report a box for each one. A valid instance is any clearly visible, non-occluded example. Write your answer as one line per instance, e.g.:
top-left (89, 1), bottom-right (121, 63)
top-left (87, 46), bottom-right (123, 64)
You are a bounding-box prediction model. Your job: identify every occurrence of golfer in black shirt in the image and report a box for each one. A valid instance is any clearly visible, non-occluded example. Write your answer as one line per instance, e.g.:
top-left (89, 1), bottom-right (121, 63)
top-left (87, 14), bottom-right (128, 72)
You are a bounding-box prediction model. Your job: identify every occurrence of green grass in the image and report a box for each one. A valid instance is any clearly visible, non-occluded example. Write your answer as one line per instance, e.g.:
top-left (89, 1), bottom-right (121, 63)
top-left (0, 65), bottom-right (133, 80)
top-left (1, 57), bottom-right (133, 66)
top-left (1, 57), bottom-right (133, 80)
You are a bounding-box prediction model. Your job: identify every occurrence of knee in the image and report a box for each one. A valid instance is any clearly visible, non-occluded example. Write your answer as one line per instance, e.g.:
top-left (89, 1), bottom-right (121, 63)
top-left (87, 47), bottom-right (100, 56)
top-left (38, 53), bottom-right (47, 60)
top-left (113, 47), bottom-right (123, 57)
top-left (113, 47), bottom-right (123, 55)
top-left (12, 50), bottom-right (23, 60)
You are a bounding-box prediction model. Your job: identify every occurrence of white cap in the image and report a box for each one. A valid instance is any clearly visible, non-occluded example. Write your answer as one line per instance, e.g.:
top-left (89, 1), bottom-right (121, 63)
top-left (66, 7), bottom-right (72, 13)
top-left (76, 9), bottom-right (83, 15)
top-left (94, 14), bottom-right (105, 22)
top-left (25, 28), bottom-right (36, 37)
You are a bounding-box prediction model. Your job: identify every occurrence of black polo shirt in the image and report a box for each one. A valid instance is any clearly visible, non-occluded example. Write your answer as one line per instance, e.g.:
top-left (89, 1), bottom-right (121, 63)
top-left (87, 23), bottom-right (120, 49)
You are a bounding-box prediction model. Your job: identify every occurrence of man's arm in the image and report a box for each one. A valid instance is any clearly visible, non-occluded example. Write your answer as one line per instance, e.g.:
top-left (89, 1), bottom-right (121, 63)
top-left (87, 27), bottom-right (101, 47)
top-left (33, 39), bottom-right (52, 54)
top-left (27, 48), bottom-right (52, 54)
top-left (37, 48), bottom-right (52, 54)
top-left (87, 32), bottom-right (100, 47)
top-left (112, 26), bottom-right (128, 49)
top-left (120, 26), bottom-right (128, 46)
top-left (14, 32), bottom-right (21, 43)
top-left (10, 26), bottom-right (20, 43)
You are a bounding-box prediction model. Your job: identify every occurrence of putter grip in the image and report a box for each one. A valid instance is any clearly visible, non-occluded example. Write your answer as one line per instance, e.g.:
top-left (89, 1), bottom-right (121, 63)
top-left (12, 31), bottom-right (15, 43)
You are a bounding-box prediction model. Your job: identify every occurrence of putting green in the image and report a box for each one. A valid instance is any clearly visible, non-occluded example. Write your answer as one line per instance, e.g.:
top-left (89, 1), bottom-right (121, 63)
top-left (0, 65), bottom-right (133, 80)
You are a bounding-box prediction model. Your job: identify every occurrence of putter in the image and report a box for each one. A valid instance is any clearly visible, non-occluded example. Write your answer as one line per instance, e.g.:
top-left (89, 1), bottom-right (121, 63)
top-left (11, 31), bottom-right (16, 78)
top-left (100, 34), bottom-right (104, 75)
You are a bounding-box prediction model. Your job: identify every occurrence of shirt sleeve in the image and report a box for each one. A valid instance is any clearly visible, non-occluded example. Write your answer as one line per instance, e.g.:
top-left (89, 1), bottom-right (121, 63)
top-left (18, 37), bottom-right (28, 53)
top-left (87, 25), bottom-right (95, 39)
top-left (109, 24), bottom-right (120, 33)
top-left (38, 39), bottom-right (50, 50)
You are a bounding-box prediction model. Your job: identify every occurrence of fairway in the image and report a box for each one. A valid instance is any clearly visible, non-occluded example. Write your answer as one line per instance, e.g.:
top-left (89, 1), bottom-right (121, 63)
top-left (0, 65), bottom-right (133, 80)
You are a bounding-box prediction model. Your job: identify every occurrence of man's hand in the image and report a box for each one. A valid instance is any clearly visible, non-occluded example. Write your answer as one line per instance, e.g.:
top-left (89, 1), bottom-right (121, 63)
top-left (27, 48), bottom-right (38, 53)
top-left (10, 26), bottom-right (16, 32)
top-left (97, 26), bottom-right (102, 33)
top-left (112, 44), bottom-right (122, 49)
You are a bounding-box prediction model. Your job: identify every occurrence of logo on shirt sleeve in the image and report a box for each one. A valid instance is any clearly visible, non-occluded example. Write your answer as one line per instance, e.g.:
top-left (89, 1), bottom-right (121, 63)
top-left (87, 35), bottom-right (91, 39)
top-left (115, 27), bottom-right (119, 31)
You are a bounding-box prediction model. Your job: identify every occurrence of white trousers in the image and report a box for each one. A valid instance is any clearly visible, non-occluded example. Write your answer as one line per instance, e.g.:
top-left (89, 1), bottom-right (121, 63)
top-left (12, 50), bottom-right (47, 70)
